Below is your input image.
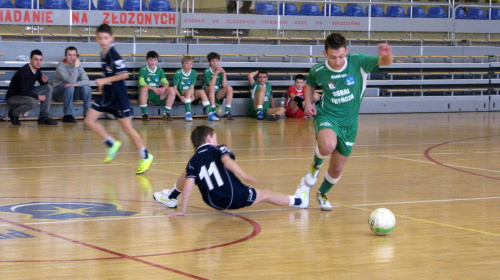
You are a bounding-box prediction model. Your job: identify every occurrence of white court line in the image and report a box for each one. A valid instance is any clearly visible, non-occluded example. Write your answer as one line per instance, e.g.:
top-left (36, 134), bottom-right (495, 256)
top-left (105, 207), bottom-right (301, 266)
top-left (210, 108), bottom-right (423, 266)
top-left (2, 196), bottom-right (499, 228)
top-left (2, 150), bottom-right (500, 170)
top-left (0, 214), bottom-right (167, 227)
top-left (382, 155), bottom-right (500, 173)
top-left (353, 196), bottom-right (500, 207)
top-left (0, 164), bottom-right (117, 170)
top-left (0, 139), bottom-right (496, 159)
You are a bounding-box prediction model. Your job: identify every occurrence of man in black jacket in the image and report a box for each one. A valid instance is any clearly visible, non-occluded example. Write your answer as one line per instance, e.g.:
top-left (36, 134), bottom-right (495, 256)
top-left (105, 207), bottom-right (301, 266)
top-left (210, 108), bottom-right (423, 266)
top-left (6, 49), bottom-right (57, 126)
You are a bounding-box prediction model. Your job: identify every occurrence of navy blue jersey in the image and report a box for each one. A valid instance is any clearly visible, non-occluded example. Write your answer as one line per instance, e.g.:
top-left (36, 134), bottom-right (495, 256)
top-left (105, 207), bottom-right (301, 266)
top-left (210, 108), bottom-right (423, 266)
top-left (95, 45), bottom-right (131, 111)
top-left (186, 144), bottom-right (256, 210)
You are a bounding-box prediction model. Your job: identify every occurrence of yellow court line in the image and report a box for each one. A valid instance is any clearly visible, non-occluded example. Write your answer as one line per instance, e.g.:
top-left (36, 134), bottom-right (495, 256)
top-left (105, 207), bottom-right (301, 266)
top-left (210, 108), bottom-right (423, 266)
top-left (335, 203), bottom-right (500, 238)
top-left (112, 162), bottom-right (181, 176)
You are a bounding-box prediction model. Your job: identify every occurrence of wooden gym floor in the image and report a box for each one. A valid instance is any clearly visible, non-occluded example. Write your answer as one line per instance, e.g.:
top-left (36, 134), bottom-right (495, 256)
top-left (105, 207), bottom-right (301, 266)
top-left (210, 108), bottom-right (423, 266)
top-left (0, 112), bottom-right (499, 280)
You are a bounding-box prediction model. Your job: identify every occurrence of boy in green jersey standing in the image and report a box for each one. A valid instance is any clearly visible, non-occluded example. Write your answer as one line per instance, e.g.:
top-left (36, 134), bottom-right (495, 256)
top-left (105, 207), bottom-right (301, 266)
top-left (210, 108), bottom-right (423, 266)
top-left (138, 51), bottom-right (176, 121)
top-left (295, 33), bottom-right (393, 210)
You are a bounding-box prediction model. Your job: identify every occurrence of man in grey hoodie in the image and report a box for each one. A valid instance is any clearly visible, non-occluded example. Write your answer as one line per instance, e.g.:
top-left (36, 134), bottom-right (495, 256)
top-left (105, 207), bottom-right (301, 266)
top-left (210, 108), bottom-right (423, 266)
top-left (51, 46), bottom-right (92, 123)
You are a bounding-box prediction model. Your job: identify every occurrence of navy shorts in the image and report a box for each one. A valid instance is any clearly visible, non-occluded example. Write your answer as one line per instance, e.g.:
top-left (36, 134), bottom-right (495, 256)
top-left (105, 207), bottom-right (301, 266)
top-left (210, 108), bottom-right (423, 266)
top-left (203, 185), bottom-right (257, 210)
top-left (91, 102), bottom-right (132, 119)
top-left (227, 186), bottom-right (257, 210)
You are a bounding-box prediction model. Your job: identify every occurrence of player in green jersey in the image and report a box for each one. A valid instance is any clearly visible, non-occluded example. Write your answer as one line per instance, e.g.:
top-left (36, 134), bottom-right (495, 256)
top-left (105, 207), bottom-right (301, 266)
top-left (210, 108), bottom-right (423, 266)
top-left (203, 52), bottom-right (234, 120)
top-left (172, 56), bottom-right (211, 122)
top-left (247, 69), bottom-right (285, 120)
top-left (138, 51), bottom-right (176, 121)
top-left (295, 33), bottom-right (393, 210)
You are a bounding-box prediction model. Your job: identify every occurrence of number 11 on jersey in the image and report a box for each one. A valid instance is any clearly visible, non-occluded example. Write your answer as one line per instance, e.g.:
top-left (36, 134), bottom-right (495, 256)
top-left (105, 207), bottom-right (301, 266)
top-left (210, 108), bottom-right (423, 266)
top-left (199, 162), bottom-right (224, 190)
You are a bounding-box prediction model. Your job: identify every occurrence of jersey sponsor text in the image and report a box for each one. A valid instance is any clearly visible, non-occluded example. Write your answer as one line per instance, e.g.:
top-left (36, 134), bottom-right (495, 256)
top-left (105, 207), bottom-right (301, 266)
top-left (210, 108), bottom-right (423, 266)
top-left (331, 94), bottom-right (354, 104)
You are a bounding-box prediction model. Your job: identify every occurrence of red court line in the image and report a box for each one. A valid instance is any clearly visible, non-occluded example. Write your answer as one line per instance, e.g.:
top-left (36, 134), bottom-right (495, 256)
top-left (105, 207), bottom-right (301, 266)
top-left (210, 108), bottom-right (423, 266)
top-left (137, 209), bottom-right (262, 258)
top-left (0, 202), bottom-right (262, 279)
top-left (0, 217), bottom-right (207, 279)
top-left (424, 135), bottom-right (500, 180)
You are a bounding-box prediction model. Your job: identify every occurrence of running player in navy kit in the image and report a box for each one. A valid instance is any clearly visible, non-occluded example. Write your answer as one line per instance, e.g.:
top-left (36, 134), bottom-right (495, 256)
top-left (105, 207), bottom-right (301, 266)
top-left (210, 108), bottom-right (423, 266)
top-left (84, 24), bottom-right (154, 174)
top-left (154, 125), bottom-right (307, 216)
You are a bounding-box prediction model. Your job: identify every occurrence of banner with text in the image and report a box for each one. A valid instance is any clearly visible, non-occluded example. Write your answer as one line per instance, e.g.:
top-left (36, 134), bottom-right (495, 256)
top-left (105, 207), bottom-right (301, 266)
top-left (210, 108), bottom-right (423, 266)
top-left (181, 13), bottom-right (367, 31)
top-left (0, 9), bottom-right (177, 27)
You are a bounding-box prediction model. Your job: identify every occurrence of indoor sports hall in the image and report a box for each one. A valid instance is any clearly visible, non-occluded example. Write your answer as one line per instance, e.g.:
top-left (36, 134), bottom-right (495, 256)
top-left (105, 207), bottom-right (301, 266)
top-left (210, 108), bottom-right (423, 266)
top-left (1, 0), bottom-right (500, 279)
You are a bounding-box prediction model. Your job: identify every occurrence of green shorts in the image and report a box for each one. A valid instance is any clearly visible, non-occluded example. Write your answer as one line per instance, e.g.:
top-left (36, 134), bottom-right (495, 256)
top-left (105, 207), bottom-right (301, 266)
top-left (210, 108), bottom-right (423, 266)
top-left (313, 114), bottom-right (358, 157)
top-left (143, 89), bottom-right (165, 106)
top-left (204, 87), bottom-right (224, 105)
top-left (248, 101), bottom-right (270, 117)
top-left (215, 95), bottom-right (224, 106)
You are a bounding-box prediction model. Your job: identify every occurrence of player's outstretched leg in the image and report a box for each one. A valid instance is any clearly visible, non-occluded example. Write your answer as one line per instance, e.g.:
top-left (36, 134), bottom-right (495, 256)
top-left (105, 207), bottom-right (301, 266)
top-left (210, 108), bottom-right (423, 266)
top-left (294, 177), bottom-right (310, 209)
top-left (253, 189), bottom-right (304, 208)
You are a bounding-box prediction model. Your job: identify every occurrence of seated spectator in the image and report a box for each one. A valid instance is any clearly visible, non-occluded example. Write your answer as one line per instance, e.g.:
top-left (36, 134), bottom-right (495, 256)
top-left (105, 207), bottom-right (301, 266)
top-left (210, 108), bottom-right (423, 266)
top-left (172, 56), bottom-right (211, 122)
top-left (227, 0), bottom-right (252, 13)
top-left (203, 52), bottom-right (234, 120)
top-left (51, 46), bottom-right (91, 123)
top-left (285, 74), bottom-right (322, 118)
top-left (138, 51), bottom-right (176, 121)
top-left (6, 49), bottom-right (57, 126)
top-left (247, 69), bottom-right (285, 120)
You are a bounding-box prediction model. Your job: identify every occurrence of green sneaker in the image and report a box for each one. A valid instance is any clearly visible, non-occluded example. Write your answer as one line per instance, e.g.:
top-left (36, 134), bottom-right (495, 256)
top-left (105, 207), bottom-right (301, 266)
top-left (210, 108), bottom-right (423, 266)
top-left (104, 141), bottom-right (122, 163)
top-left (137, 154), bottom-right (154, 174)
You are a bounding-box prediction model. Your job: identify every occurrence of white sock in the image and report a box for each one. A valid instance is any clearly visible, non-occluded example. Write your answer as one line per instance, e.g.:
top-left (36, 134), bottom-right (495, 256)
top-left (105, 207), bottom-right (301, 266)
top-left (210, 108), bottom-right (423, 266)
top-left (138, 147), bottom-right (147, 159)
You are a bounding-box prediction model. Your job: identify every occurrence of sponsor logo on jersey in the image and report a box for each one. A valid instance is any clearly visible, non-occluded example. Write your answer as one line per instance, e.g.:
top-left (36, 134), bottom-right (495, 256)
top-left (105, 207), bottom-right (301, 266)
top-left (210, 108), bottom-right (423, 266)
top-left (247, 189), bottom-right (254, 201)
top-left (332, 88), bottom-right (351, 97)
top-left (328, 81), bottom-right (336, 90)
top-left (0, 202), bottom-right (139, 220)
top-left (219, 145), bottom-right (230, 153)
top-left (345, 76), bottom-right (355, 86)
top-left (331, 74), bottom-right (347, 79)
top-left (331, 94), bottom-right (354, 104)
top-left (319, 122), bottom-right (333, 128)
top-left (115, 59), bottom-right (126, 69)
top-left (346, 141), bottom-right (354, 146)
top-left (315, 65), bottom-right (325, 72)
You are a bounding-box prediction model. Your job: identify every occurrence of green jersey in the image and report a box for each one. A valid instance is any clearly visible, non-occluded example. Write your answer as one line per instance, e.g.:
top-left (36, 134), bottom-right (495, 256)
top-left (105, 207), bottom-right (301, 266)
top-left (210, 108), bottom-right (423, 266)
top-left (307, 53), bottom-right (379, 127)
top-left (173, 69), bottom-right (198, 91)
top-left (248, 81), bottom-right (273, 117)
top-left (250, 82), bottom-right (273, 103)
top-left (138, 66), bottom-right (167, 88)
top-left (203, 68), bottom-right (223, 90)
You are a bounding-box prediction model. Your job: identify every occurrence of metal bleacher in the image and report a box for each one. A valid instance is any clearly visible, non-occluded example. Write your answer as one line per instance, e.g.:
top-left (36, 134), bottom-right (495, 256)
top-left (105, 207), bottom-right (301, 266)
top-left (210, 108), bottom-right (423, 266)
top-left (0, 0), bottom-right (500, 118)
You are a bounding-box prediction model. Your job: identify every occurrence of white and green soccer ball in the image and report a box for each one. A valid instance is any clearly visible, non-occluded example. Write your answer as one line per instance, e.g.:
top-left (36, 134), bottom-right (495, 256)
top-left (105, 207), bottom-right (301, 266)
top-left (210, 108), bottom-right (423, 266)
top-left (368, 208), bottom-right (396, 235)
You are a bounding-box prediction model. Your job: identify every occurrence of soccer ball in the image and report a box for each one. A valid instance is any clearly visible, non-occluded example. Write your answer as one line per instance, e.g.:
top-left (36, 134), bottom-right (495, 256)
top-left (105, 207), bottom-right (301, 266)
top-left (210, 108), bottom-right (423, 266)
top-left (368, 208), bottom-right (396, 235)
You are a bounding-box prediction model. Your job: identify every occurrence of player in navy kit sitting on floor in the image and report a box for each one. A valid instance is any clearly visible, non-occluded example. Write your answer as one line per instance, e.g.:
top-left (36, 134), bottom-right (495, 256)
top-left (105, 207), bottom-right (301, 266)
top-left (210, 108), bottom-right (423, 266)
top-left (154, 125), bottom-right (307, 216)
